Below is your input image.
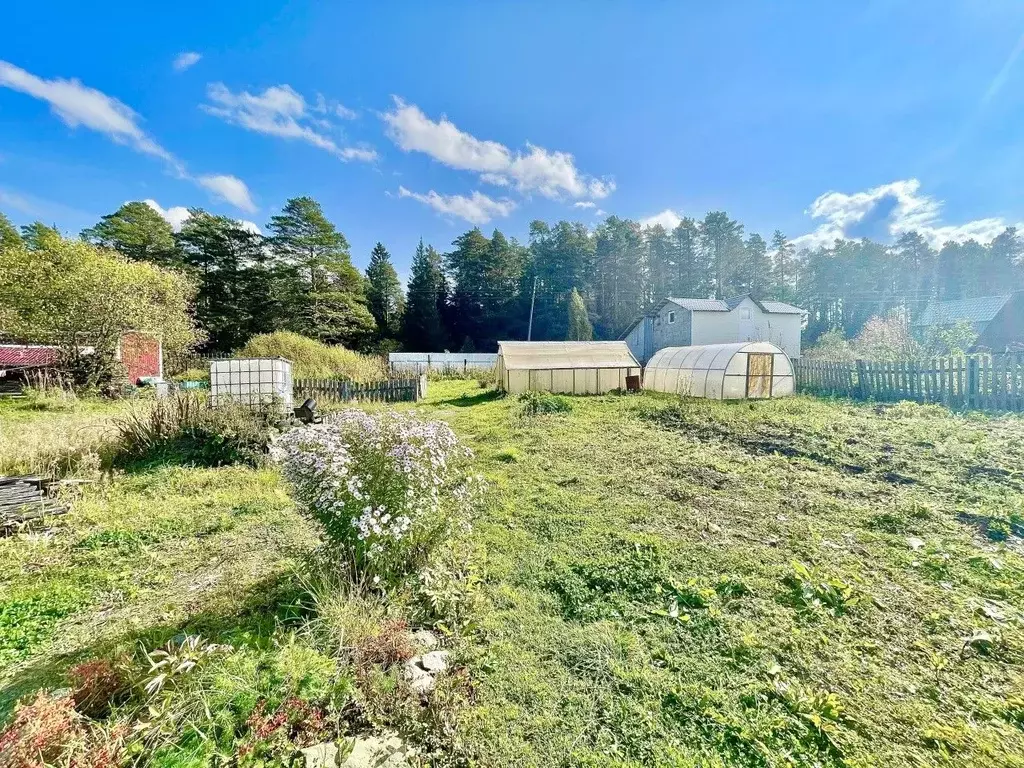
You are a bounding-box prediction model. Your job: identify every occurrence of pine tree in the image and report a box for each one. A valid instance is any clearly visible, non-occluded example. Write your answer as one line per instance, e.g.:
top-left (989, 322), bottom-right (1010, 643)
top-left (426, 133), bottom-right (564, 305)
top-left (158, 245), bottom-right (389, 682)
top-left (81, 202), bottom-right (180, 266)
top-left (743, 233), bottom-right (771, 298)
top-left (0, 212), bottom-right (21, 249)
top-left (402, 239), bottom-right (448, 351)
top-left (267, 196), bottom-right (375, 348)
top-left (566, 287), bottom-right (593, 340)
top-left (770, 230), bottom-right (796, 300)
top-left (365, 242), bottom-right (404, 338)
top-left (700, 212), bottom-right (744, 297)
top-left (19, 222), bottom-right (62, 251)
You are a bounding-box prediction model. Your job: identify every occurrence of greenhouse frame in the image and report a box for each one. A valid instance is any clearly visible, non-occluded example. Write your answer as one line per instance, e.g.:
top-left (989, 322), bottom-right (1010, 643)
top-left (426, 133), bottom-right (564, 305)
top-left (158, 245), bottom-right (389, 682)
top-left (642, 341), bottom-right (794, 400)
top-left (496, 341), bottom-right (641, 394)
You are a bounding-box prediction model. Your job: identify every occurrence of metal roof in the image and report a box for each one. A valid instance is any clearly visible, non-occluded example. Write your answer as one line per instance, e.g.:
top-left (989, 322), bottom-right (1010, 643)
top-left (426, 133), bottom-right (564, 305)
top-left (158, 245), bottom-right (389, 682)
top-left (914, 294), bottom-right (1014, 327)
top-left (759, 300), bottom-right (806, 315)
top-left (497, 341), bottom-right (640, 370)
top-left (0, 345), bottom-right (60, 369)
top-left (664, 296), bottom-right (805, 314)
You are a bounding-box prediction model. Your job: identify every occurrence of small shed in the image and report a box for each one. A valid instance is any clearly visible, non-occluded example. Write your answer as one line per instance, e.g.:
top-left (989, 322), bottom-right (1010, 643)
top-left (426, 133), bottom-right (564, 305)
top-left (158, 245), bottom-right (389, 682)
top-left (496, 341), bottom-right (641, 394)
top-left (643, 342), bottom-right (794, 400)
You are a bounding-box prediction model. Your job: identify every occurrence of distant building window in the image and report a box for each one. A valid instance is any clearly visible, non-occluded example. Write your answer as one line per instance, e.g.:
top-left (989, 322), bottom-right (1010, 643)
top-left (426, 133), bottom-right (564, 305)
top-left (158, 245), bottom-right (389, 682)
top-left (740, 308), bottom-right (751, 320)
top-left (668, 311), bottom-right (676, 324)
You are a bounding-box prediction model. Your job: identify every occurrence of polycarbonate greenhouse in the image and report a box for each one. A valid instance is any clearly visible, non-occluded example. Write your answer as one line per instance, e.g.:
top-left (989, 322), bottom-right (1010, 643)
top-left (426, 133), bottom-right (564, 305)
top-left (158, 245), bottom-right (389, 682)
top-left (642, 341), bottom-right (794, 400)
top-left (496, 341), bottom-right (641, 394)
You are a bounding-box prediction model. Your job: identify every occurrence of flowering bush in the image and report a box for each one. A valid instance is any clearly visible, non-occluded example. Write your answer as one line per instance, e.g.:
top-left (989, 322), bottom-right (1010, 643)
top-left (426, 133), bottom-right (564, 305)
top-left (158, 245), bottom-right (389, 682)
top-left (274, 410), bottom-right (482, 585)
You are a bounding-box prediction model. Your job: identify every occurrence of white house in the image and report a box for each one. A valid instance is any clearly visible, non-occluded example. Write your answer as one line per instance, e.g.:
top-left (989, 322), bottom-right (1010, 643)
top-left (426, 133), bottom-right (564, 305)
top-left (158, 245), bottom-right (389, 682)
top-left (622, 295), bottom-right (805, 363)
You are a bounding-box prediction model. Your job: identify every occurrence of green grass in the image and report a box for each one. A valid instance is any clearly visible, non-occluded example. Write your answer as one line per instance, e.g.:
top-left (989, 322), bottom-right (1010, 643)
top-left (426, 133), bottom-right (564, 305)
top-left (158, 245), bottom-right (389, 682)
top-left (401, 382), bottom-right (1024, 767)
top-left (4, 384), bottom-right (1024, 766)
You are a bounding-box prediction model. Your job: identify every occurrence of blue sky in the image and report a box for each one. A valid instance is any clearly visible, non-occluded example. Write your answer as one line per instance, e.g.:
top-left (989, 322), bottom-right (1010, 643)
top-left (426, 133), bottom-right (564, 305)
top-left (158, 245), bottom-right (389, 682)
top-left (2, 1), bottom-right (1024, 278)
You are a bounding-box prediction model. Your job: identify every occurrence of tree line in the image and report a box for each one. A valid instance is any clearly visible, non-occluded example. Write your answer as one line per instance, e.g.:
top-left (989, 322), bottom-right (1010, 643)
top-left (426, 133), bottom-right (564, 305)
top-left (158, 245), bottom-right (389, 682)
top-left (4, 200), bottom-right (1023, 354)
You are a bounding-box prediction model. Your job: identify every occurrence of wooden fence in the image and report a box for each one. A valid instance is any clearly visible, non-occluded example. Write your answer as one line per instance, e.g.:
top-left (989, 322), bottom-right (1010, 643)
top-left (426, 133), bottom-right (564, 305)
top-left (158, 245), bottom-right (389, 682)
top-left (794, 355), bottom-right (1024, 412)
top-left (293, 376), bottom-right (426, 404)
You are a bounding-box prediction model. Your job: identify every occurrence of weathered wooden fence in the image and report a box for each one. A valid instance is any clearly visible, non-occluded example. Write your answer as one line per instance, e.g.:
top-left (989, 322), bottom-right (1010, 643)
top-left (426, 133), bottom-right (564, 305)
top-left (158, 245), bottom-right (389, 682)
top-left (293, 376), bottom-right (426, 403)
top-left (794, 355), bottom-right (1024, 412)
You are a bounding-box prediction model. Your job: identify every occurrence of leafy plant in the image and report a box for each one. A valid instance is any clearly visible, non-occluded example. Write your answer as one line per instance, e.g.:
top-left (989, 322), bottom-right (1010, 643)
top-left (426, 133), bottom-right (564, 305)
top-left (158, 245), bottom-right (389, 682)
top-left (517, 391), bottom-right (572, 416)
top-left (786, 560), bottom-right (868, 616)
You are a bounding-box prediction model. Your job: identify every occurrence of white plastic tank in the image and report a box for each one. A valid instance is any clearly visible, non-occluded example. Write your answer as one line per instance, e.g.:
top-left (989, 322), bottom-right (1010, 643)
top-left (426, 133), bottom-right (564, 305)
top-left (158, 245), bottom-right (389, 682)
top-left (210, 358), bottom-right (293, 411)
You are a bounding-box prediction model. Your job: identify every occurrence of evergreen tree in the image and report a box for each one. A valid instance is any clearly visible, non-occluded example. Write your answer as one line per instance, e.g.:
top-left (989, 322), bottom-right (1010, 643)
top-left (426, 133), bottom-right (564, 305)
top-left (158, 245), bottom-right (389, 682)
top-left (81, 202), bottom-right (180, 266)
top-left (402, 239), bottom-right (448, 351)
top-left (770, 230), bottom-right (796, 301)
top-left (365, 242), bottom-right (404, 338)
top-left (20, 222), bottom-right (61, 251)
top-left (0, 212), bottom-right (21, 249)
top-left (176, 211), bottom-right (270, 352)
top-left (566, 288), bottom-right (593, 340)
top-left (593, 216), bottom-right (646, 337)
top-left (528, 220), bottom-right (596, 340)
top-left (700, 212), bottom-right (744, 297)
top-left (267, 196), bottom-right (375, 348)
top-left (743, 233), bottom-right (771, 298)
top-left (645, 224), bottom-right (673, 300)
top-left (672, 218), bottom-right (705, 297)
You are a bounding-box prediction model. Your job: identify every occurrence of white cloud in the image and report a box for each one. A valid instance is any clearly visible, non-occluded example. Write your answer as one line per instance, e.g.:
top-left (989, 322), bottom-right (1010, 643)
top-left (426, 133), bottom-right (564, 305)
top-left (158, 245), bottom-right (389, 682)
top-left (313, 93), bottom-right (358, 120)
top-left (793, 178), bottom-right (1019, 250)
top-left (397, 185), bottom-right (516, 225)
top-left (640, 209), bottom-right (683, 230)
top-left (144, 199), bottom-right (192, 231)
top-left (203, 83), bottom-right (376, 162)
top-left (173, 52), bottom-right (202, 72)
top-left (145, 199), bottom-right (261, 234)
top-left (197, 174), bottom-right (257, 213)
top-left (383, 97), bottom-right (613, 200)
top-left (594, 208), bottom-right (607, 218)
top-left (574, 201), bottom-right (596, 209)
top-left (0, 59), bottom-right (178, 169)
top-left (0, 60), bottom-right (259, 215)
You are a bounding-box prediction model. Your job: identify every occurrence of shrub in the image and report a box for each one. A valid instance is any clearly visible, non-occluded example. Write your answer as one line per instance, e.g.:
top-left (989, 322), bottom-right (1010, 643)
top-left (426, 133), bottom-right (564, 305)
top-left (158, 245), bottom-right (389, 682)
top-left (518, 390), bottom-right (572, 416)
top-left (274, 410), bottom-right (483, 586)
top-left (240, 331), bottom-right (386, 382)
top-left (113, 393), bottom-right (275, 468)
top-left (0, 690), bottom-right (129, 768)
top-left (69, 658), bottom-right (129, 718)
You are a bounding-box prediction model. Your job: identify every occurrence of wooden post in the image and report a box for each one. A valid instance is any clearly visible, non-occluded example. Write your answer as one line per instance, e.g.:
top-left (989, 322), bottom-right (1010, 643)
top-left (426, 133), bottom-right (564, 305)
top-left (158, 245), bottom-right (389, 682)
top-left (856, 360), bottom-right (868, 400)
top-left (967, 357), bottom-right (979, 409)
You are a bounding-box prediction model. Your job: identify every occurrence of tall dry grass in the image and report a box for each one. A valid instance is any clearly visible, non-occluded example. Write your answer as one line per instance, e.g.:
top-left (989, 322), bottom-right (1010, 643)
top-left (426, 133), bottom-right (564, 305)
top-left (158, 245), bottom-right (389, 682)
top-left (0, 399), bottom-right (121, 478)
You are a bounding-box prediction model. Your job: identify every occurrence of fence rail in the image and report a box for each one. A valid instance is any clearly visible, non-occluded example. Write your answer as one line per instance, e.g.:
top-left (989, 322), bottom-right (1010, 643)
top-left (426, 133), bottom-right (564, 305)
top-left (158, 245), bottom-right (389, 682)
top-left (794, 355), bottom-right (1024, 412)
top-left (388, 352), bottom-right (496, 376)
top-left (293, 376), bottom-right (426, 404)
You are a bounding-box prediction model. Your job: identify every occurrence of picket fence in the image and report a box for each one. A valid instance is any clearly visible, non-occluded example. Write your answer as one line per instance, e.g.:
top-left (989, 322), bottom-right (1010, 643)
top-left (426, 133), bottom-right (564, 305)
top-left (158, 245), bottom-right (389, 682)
top-left (293, 376), bottom-right (426, 404)
top-left (794, 355), bottom-right (1024, 412)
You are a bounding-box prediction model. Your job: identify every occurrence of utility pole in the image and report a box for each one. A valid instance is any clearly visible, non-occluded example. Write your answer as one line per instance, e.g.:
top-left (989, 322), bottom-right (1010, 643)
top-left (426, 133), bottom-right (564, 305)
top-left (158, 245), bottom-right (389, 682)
top-left (527, 275), bottom-right (538, 341)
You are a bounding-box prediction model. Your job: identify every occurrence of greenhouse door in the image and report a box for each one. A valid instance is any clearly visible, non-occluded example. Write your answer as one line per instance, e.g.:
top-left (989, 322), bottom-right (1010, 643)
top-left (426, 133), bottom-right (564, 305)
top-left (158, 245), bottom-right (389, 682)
top-left (746, 353), bottom-right (774, 398)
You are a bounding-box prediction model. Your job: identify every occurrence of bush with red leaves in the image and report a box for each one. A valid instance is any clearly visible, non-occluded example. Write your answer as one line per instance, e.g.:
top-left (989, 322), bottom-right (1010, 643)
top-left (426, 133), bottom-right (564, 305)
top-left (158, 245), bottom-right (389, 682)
top-left (0, 690), bottom-right (129, 768)
top-left (234, 697), bottom-right (330, 765)
top-left (69, 658), bottom-right (128, 718)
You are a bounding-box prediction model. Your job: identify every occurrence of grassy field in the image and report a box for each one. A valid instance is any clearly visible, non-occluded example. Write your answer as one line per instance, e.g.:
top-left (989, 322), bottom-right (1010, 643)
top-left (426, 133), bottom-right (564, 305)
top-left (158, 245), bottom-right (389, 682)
top-left (2, 385), bottom-right (1024, 766)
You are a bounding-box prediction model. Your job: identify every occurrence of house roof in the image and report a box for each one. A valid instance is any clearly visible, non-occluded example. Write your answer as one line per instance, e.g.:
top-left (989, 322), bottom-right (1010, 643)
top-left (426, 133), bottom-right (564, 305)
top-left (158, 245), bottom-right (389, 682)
top-left (664, 296), bottom-right (805, 315)
top-left (497, 341), bottom-right (640, 370)
top-left (914, 294), bottom-right (1015, 327)
top-left (0, 345), bottom-right (60, 369)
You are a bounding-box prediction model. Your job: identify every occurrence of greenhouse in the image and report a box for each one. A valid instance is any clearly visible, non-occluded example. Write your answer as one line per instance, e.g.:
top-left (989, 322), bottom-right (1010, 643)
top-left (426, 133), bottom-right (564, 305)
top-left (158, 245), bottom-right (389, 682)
top-left (496, 341), bottom-right (641, 394)
top-left (642, 341), bottom-right (794, 400)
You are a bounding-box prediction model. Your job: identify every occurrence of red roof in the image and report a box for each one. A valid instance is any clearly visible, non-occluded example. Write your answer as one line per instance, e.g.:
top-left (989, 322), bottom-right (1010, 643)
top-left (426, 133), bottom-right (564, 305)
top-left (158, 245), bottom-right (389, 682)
top-left (0, 345), bottom-right (60, 368)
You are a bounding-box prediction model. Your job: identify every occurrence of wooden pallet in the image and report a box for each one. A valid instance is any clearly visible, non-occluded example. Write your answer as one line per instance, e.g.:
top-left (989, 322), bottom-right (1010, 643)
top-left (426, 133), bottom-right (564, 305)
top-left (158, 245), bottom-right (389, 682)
top-left (0, 476), bottom-right (69, 531)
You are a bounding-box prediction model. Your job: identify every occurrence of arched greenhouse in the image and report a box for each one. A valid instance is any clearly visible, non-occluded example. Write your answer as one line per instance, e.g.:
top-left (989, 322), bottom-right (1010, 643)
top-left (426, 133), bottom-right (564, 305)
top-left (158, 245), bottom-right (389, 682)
top-left (642, 342), bottom-right (794, 400)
